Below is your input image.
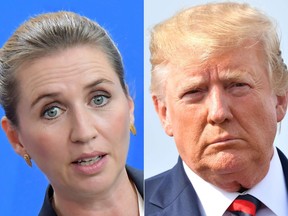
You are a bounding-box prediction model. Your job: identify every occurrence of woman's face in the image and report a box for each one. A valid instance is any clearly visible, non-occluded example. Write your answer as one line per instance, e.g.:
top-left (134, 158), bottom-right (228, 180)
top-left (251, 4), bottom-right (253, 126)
top-left (9, 46), bottom-right (134, 197)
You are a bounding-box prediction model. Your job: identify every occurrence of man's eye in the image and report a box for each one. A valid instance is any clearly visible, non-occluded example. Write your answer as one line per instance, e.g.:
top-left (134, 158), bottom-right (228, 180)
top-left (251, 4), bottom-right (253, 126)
top-left (43, 106), bottom-right (63, 119)
top-left (188, 89), bottom-right (202, 94)
top-left (181, 88), bottom-right (206, 103)
top-left (182, 88), bottom-right (204, 96)
top-left (228, 82), bottom-right (251, 96)
top-left (91, 95), bottom-right (110, 107)
top-left (232, 83), bottom-right (247, 87)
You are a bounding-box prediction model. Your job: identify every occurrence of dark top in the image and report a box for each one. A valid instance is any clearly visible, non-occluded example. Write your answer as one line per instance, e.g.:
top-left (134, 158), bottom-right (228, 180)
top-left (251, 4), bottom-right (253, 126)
top-left (38, 166), bottom-right (143, 216)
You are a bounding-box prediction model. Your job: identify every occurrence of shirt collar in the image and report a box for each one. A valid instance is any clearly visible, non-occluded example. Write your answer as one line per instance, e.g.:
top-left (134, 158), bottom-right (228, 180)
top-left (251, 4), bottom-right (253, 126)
top-left (135, 183), bottom-right (144, 216)
top-left (248, 147), bottom-right (288, 216)
top-left (183, 147), bottom-right (288, 216)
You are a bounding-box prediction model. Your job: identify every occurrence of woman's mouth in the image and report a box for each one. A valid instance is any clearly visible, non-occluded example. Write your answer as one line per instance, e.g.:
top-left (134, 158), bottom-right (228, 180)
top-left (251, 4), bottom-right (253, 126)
top-left (71, 153), bottom-right (108, 175)
top-left (74, 155), bottom-right (104, 166)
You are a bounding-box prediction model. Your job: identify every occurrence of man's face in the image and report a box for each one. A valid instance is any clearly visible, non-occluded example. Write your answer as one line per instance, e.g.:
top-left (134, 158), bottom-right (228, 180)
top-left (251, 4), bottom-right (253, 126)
top-left (155, 44), bottom-right (287, 191)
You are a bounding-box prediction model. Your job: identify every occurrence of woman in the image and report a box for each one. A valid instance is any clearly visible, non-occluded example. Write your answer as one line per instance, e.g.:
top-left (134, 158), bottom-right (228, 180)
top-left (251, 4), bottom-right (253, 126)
top-left (0, 11), bottom-right (143, 216)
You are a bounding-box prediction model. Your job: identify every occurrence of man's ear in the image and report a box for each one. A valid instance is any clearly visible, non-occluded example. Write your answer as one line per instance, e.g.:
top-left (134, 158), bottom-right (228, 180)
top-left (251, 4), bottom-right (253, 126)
top-left (1, 116), bottom-right (26, 156)
top-left (276, 92), bottom-right (288, 122)
top-left (152, 95), bottom-right (173, 136)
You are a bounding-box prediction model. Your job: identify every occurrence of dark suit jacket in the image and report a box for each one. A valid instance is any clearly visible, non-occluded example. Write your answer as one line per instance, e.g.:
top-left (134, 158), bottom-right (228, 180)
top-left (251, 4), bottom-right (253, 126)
top-left (145, 148), bottom-right (288, 216)
top-left (38, 166), bottom-right (143, 216)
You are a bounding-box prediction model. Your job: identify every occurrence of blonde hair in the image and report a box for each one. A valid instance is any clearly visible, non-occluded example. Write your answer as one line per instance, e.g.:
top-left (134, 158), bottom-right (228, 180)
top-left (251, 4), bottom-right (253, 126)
top-left (150, 2), bottom-right (288, 99)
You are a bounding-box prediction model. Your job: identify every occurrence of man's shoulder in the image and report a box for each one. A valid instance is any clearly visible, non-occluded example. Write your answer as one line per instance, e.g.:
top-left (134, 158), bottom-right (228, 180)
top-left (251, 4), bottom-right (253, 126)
top-left (145, 169), bottom-right (175, 215)
top-left (145, 160), bottom-right (187, 200)
top-left (146, 169), bottom-right (171, 182)
top-left (145, 162), bottom-right (202, 216)
top-left (145, 158), bottom-right (187, 194)
top-left (145, 169), bottom-right (171, 192)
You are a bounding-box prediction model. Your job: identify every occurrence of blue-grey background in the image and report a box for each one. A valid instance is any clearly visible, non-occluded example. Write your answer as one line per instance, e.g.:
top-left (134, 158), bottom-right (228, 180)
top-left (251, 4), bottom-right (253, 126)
top-left (0, 0), bottom-right (143, 215)
top-left (144, 0), bottom-right (288, 178)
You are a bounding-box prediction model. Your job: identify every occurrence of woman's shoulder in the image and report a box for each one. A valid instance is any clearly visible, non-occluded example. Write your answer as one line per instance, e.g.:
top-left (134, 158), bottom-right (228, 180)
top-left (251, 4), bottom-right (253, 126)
top-left (126, 165), bottom-right (143, 197)
top-left (38, 185), bottom-right (57, 216)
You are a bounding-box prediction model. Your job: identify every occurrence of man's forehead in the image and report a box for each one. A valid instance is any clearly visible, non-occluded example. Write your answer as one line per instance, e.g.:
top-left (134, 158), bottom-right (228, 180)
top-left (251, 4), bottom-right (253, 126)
top-left (164, 38), bottom-right (264, 67)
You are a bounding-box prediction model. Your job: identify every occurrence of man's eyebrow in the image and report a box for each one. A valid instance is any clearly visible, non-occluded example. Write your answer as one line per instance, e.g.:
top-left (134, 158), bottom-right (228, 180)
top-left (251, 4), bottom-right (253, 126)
top-left (220, 68), bottom-right (250, 80)
top-left (31, 78), bottom-right (115, 108)
top-left (177, 76), bottom-right (206, 90)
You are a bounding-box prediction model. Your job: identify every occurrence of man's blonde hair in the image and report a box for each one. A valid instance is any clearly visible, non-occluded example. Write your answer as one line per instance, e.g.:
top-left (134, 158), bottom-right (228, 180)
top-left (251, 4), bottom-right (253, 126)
top-left (150, 2), bottom-right (288, 99)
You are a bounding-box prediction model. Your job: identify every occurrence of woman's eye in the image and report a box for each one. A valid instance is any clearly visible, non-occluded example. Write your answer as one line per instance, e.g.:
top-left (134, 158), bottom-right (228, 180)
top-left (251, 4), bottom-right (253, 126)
top-left (91, 95), bottom-right (110, 107)
top-left (43, 106), bottom-right (63, 119)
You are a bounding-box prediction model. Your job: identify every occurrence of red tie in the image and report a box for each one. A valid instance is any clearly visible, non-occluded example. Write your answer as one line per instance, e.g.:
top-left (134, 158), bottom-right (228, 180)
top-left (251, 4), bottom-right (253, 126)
top-left (227, 194), bottom-right (262, 216)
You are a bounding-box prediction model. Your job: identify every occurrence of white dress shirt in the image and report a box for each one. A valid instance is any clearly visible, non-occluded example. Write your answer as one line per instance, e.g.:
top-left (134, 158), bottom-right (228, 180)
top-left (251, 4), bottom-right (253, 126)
top-left (183, 147), bottom-right (288, 216)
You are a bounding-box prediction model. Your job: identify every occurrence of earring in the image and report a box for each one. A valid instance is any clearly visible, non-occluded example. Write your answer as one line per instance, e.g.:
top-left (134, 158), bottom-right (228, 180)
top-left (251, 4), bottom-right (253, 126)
top-left (130, 124), bottom-right (136, 135)
top-left (24, 153), bottom-right (32, 167)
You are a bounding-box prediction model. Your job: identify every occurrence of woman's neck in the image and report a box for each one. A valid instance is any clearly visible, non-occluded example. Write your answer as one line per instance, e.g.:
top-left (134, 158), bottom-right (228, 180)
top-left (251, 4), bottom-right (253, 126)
top-left (51, 169), bottom-right (139, 216)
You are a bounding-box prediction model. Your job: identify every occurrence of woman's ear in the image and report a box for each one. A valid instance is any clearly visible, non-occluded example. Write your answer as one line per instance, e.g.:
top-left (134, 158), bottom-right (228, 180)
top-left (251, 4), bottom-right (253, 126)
top-left (127, 96), bottom-right (135, 124)
top-left (1, 116), bottom-right (26, 156)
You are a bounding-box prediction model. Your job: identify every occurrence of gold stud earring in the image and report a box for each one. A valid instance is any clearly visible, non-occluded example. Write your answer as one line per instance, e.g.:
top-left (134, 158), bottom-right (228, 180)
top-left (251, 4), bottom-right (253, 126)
top-left (23, 153), bottom-right (32, 167)
top-left (130, 124), bottom-right (136, 135)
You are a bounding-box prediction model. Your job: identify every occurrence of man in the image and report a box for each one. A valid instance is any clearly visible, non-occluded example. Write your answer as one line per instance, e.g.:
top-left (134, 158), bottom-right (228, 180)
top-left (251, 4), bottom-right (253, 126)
top-left (145, 2), bottom-right (288, 215)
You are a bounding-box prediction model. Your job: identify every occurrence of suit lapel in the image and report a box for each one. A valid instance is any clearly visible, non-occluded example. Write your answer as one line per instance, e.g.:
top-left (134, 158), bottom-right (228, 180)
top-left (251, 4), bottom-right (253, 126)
top-left (277, 148), bottom-right (288, 193)
top-left (148, 158), bottom-right (202, 216)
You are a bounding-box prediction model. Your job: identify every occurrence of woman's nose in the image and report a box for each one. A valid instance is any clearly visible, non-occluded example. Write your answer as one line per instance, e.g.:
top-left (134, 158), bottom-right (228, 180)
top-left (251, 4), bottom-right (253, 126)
top-left (70, 108), bottom-right (98, 144)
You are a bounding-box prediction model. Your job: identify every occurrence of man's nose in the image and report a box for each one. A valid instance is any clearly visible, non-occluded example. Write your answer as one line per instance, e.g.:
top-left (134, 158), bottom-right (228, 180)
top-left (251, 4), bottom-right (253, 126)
top-left (207, 88), bottom-right (233, 125)
top-left (70, 107), bottom-right (98, 144)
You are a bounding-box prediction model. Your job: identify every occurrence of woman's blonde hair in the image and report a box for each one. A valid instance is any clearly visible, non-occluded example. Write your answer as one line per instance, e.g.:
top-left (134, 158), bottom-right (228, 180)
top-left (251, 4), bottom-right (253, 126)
top-left (150, 2), bottom-right (288, 100)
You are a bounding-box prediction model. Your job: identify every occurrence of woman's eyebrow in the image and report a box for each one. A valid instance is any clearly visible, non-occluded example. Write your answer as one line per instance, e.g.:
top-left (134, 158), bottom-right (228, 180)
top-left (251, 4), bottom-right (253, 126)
top-left (31, 92), bottom-right (60, 109)
top-left (30, 78), bottom-right (115, 108)
top-left (83, 78), bottom-right (115, 90)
